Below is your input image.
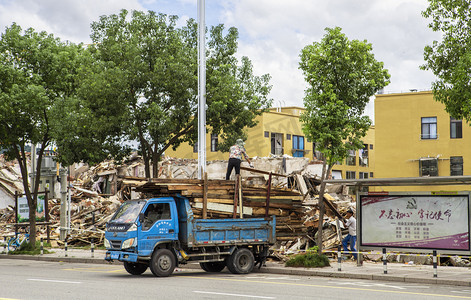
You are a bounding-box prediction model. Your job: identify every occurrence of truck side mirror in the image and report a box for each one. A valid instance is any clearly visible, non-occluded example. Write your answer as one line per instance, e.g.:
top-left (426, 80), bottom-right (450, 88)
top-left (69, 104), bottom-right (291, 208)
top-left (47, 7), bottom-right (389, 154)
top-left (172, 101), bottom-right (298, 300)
top-left (138, 213), bottom-right (145, 224)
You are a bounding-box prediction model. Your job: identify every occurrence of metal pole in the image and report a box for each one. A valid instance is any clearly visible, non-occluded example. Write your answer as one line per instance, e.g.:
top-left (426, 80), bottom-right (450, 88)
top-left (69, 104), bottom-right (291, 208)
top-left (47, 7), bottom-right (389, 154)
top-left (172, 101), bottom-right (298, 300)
top-left (67, 167), bottom-right (72, 236)
top-left (433, 250), bottom-right (437, 278)
top-left (197, 0), bottom-right (206, 179)
top-left (382, 248), bottom-right (387, 274)
top-left (337, 245), bottom-right (342, 271)
top-left (60, 169), bottom-right (67, 241)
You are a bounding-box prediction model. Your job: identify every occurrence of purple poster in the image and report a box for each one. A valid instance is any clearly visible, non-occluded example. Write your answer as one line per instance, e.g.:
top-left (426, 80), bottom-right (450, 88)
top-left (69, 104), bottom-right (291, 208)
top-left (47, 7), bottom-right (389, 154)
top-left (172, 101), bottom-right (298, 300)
top-left (360, 194), bottom-right (469, 251)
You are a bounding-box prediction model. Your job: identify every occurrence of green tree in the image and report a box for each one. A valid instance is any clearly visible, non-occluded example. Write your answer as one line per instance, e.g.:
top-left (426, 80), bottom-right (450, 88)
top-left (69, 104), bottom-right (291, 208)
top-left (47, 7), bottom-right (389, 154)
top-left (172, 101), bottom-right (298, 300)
top-left (57, 9), bottom-right (271, 178)
top-left (422, 0), bottom-right (471, 120)
top-left (299, 27), bottom-right (390, 252)
top-left (0, 24), bottom-right (82, 245)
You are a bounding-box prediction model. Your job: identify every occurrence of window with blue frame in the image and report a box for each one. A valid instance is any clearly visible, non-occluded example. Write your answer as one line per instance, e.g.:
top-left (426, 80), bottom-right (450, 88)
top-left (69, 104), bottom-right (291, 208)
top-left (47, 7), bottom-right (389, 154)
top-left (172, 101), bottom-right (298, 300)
top-left (292, 135), bottom-right (304, 157)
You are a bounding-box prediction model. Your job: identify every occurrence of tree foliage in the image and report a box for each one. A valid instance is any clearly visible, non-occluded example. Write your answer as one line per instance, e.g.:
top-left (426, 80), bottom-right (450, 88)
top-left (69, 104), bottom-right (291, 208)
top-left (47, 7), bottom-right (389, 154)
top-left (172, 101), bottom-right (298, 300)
top-left (55, 9), bottom-right (272, 178)
top-left (0, 23), bottom-right (82, 245)
top-left (422, 0), bottom-right (471, 121)
top-left (299, 27), bottom-right (390, 251)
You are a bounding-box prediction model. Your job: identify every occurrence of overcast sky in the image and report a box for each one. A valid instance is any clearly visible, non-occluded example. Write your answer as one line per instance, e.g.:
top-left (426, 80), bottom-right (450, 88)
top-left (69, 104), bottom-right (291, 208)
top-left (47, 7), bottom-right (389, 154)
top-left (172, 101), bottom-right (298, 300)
top-left (0, 0), bottom-right (441, 121)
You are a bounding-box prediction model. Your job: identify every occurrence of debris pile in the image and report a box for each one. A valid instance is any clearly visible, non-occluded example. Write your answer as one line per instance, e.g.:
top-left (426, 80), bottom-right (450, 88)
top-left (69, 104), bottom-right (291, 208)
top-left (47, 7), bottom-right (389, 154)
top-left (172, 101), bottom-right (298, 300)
top-left (122, 177), bottom-right (307, 244)
top-left (0, 154), bottom-right (355, 253)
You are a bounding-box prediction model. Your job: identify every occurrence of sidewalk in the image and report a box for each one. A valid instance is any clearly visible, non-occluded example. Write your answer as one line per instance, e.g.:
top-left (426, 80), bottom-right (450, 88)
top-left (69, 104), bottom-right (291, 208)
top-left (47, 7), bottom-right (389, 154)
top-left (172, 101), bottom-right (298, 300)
top-left (2, 249), bottom-right (471, 286)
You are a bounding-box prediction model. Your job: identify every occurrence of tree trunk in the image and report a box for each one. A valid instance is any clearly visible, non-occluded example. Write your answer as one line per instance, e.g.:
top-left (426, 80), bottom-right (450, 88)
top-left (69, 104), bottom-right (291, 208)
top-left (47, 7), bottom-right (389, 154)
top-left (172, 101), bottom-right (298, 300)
top-left (142, 150), bottom-right (151, 179)
top-left (316, 157), bottom-right (328, 253)
top-left (152, 146), bottom-right (161, 178)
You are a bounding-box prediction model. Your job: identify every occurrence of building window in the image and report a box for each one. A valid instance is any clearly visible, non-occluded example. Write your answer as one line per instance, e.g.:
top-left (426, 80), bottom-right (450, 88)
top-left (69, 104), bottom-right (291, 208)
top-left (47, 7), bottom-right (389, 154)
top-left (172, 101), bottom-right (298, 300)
top-left (271, 133), bottom-right (283, 155)
top-left (450, 118), bottom-right (462, 139)
top-left (346, 171), bottom-right (356, 179)
top-left (450, 156), bottom-right (463, 176)
top-left (264, 131), bottom-right (269, 138)
top-left (359, 172), bottom-right (369, 179)
top-left (359, 144), bottom-right (369, 167)
top-left (312, 142), bottom-right (324, 161)
top-left (369, 172), bottom-right (374, 178)
top-left (193, 142), bottom-right (198, 153)
top-left (286, 134), bottom-right (291, 140)
top-left (331, 170), bottom-right (342, 179)
top-left (369, 144), bottom-right (373, 150)
top-left (346, 150), bottom-right (356, 166)
top-left (292, 135), bottom-right (304, 157)
top-left (419, 158), bottom-right (438, 176)
top-left (421, 117), bottom-right (437, 139)
top-left (210, 134), bottom-right (218, 152)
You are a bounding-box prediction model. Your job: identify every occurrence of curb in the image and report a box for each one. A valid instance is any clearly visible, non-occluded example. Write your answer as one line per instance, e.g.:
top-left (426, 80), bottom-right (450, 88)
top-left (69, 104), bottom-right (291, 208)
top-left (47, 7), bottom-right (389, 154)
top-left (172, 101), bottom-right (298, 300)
top-left (1, 254), bottom-right (470, 287)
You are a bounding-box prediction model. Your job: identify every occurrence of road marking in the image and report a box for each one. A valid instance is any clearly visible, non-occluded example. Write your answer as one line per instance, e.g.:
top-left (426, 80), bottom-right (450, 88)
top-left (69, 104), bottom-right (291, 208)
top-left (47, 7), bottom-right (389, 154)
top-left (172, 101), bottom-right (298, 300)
top-left (243, 276), bottom-right (300, 281)
top-left (183, 276), bottom-right (471, 299)
top-left (193, 291), bottom-right (275, 299)
top-left (264, 277), bottom-right (300, 281)
top-left (27, 278), bottom-right (81, 284)
top-left (336, 281), bottom-right (429, 290)
top-left (63, 267), bottom-right (125, 273)
top-left (453, 291), bottom-right (471, 294)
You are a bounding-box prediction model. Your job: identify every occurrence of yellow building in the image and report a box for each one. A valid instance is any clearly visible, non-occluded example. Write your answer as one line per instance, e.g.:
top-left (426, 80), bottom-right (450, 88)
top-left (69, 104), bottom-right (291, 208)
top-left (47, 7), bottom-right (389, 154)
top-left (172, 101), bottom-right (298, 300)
top-left (374, 91), bottom-right (469, 191)
top-left (331, 126), bottom-right (375, 180)
top-left (166, 107), bottom-right (375, 180)
top-left (166, 107), bottom-right (313, 160)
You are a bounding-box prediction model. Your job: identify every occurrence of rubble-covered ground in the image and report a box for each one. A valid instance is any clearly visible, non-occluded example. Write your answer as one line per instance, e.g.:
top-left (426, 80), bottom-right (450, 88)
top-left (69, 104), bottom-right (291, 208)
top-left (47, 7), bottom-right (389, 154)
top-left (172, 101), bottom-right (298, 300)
top-left (2, 153), bottom-right (462, 266)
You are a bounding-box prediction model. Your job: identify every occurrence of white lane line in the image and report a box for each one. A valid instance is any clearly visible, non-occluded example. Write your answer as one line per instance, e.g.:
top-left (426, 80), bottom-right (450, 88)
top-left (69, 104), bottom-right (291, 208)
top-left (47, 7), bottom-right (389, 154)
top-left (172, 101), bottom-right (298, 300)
top-left (264, 277), bottom-right (301, 281)
top-left (193, 291), bottom-right (275, 299)
top-left (27, 278), bottom-right (81, 284)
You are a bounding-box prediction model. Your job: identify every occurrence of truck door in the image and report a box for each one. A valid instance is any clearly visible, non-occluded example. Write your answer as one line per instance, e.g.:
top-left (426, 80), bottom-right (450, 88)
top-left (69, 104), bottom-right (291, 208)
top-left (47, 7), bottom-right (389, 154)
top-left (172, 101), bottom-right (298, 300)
top-left (138, 202), bottom-right (177, 251)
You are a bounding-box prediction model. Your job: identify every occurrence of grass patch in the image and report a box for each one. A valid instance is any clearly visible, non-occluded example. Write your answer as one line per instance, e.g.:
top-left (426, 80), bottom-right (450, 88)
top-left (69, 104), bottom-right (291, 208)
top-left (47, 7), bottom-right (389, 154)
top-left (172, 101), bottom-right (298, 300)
top-left (9, 241), bottom-right (53, 255)
top-left (285, 247), bottom-right (330, 268)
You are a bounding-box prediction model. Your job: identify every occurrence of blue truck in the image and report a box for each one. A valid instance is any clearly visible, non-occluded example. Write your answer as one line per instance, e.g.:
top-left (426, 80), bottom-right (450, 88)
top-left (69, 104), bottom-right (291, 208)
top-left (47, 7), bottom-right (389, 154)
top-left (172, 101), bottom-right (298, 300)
top-left (104, 195), bottom-right (276, 277)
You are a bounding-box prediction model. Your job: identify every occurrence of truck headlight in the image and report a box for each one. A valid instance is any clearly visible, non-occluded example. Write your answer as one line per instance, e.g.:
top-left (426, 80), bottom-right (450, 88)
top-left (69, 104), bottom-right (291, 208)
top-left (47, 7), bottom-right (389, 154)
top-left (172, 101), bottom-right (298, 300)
top-left (121, 238), bottom-right (136, 249)
top-left (104, 238), bottom-right (111, 249)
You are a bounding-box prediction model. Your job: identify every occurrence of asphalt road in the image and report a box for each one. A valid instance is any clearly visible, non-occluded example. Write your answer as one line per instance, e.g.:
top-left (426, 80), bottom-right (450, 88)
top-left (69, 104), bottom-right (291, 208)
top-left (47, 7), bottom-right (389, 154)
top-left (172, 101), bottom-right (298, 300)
top-left (2, 260), bottom-right (471, 300)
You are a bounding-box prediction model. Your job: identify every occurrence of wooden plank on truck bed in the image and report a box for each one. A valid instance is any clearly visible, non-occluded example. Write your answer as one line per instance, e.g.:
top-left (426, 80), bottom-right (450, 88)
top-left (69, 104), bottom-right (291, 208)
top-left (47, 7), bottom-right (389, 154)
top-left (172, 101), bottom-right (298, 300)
top-left (193, 202), bottom-right (253, 215)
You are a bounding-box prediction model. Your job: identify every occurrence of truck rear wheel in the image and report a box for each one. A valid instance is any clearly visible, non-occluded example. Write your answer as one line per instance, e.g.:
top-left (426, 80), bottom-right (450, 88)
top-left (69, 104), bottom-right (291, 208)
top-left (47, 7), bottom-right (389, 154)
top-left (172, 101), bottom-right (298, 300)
top-left (124, 262), bottom-right (148, 275)
top-left (150, 249), bottom-right (176, 277)
top-left (226, 248), bottom-right (255, 274)
top-left (200, 261), bottom-right (226, 272)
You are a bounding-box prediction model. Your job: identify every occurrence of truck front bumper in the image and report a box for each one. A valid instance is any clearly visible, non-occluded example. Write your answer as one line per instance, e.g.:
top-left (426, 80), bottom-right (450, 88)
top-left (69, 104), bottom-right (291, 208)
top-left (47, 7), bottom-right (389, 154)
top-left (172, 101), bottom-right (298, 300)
top-left (105, 250), bottom-right (139, 263)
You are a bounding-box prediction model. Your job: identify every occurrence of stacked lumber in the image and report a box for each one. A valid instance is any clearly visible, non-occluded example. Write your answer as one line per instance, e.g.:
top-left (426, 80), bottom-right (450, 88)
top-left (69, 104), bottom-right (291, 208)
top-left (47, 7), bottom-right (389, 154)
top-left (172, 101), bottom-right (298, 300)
top-left (123, 177), bottom-right (308, 243)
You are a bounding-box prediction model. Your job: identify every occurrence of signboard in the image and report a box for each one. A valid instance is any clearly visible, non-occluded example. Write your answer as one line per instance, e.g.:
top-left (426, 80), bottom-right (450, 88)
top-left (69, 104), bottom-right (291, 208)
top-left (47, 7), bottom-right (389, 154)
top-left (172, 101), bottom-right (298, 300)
top-left (360, 193), bottom-right (470, 251)
top-left (17, 196), bottom-right (46, 223)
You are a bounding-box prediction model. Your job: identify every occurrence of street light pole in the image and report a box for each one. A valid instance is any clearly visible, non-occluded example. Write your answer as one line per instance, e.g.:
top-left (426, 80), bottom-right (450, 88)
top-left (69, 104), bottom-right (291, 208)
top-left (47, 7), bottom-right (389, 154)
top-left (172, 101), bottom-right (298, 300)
top-left (197, 0), bottom-right (206, 179)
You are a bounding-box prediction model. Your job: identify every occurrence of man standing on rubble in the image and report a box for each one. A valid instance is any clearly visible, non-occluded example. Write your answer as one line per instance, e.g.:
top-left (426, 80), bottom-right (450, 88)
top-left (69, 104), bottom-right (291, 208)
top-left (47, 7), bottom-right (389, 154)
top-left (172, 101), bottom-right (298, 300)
top-left (342, 208), bottom-right (357, 260)
top-left (225, 139), bottom-right (253, 180)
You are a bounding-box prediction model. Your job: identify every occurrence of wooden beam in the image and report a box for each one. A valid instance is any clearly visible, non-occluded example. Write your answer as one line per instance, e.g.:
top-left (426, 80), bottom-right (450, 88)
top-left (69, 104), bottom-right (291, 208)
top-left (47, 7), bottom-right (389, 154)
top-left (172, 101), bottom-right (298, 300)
top-left (240, 166), bottom-right (287, 177)
top-left (203, 172), bottom-right (208, 219)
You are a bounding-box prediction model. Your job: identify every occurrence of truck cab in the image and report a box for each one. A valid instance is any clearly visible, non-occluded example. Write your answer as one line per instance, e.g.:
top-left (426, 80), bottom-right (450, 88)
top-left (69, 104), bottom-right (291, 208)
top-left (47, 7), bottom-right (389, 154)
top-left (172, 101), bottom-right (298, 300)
top-left (105, 197), bottom-right (179, 262)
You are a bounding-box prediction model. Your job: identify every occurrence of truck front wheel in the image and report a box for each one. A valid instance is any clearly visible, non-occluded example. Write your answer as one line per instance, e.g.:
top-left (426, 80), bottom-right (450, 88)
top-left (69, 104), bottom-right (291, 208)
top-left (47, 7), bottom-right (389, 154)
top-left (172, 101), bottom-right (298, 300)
top-left (226, 248), bottom-right (255, 274)
top-left (150, 249), bottom-right (176, 277)
top-left (123, 262), bottom-right (148, 275)
top-left (200, 261), bottom-right (226, 272)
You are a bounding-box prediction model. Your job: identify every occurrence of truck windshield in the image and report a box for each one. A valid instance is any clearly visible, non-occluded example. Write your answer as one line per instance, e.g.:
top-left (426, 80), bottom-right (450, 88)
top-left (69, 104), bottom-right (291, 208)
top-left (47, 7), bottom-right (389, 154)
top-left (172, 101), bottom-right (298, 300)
top-left (110, 201), bottom-right (145, 224)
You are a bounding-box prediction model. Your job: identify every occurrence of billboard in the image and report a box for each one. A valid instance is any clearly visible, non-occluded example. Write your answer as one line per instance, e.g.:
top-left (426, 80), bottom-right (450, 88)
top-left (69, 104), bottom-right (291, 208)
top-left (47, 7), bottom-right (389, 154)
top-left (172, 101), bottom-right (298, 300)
top-left (17, 196), bottom-right (46, 223)
top-left (360, 193), bottom-right (470, 251)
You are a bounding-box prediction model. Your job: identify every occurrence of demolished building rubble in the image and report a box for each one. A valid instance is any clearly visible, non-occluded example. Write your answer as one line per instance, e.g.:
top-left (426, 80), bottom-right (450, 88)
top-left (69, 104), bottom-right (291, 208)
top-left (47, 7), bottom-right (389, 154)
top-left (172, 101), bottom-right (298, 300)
top-left (0, 153), bottom-right (356, 259)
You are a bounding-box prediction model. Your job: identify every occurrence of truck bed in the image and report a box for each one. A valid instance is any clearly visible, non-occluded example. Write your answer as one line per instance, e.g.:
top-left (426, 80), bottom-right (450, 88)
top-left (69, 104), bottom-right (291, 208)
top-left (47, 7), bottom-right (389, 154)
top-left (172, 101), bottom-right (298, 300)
top-left (183, 217), bottom-right (276, 247)
top-left (175, 195), bottom-right (276, 247)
